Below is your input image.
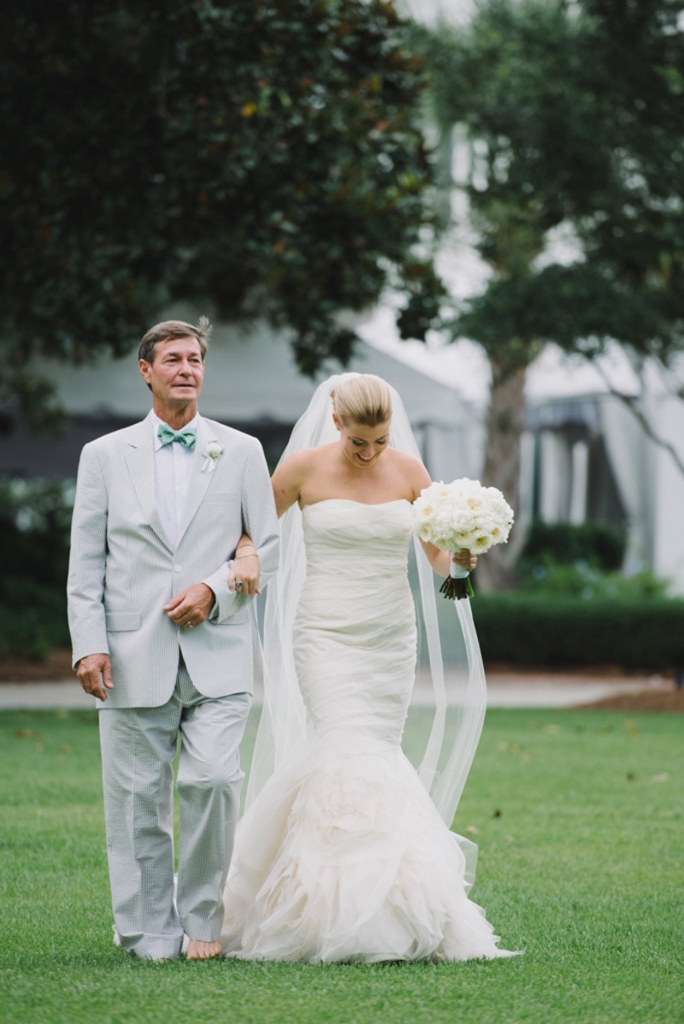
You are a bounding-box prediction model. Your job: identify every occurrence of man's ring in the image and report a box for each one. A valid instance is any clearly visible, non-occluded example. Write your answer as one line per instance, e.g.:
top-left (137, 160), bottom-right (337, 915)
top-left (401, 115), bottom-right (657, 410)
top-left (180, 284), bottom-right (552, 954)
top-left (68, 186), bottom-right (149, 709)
top-left (236, 580), bottom-right (243, 589)
top-left (186, 622), bottom-right (193, 628)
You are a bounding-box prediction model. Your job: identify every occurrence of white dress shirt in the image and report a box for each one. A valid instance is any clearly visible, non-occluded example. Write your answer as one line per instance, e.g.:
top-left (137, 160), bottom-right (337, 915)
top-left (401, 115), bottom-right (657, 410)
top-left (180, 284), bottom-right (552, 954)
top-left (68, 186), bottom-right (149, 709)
top-left (151, 411), bottom-right (199, 549)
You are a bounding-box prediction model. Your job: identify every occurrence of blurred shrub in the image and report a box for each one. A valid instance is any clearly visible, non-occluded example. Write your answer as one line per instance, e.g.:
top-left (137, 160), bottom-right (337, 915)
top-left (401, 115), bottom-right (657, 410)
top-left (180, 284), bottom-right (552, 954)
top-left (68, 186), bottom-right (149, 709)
top-left (471, 595), bottom-right (684, 672)
top-left (520, 520), bottom-right (626, 573)
top-left (0, 479), bottom-right (73, 658)
top-left (518, 563), bottom-right (668, 601)
top-left (515, 520), bottom-right (671, 602)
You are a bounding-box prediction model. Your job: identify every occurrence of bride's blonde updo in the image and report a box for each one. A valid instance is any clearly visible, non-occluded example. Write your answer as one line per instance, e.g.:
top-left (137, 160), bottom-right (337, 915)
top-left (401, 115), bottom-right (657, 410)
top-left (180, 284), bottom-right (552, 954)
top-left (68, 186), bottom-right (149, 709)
top-left (330, 374), bottom-right (393, 428)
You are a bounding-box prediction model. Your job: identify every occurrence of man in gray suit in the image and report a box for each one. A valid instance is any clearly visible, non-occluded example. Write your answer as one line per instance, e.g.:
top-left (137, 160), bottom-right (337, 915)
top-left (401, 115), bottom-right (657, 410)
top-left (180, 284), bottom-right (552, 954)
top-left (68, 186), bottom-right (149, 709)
top-left (68, 318), bottom-right (279, 961)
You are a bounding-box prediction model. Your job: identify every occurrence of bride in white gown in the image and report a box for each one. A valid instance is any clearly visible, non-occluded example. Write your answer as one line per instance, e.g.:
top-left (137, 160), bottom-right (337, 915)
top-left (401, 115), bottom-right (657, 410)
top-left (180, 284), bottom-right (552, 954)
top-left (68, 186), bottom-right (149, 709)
top-left (220, 374), bottom-right (516, 963)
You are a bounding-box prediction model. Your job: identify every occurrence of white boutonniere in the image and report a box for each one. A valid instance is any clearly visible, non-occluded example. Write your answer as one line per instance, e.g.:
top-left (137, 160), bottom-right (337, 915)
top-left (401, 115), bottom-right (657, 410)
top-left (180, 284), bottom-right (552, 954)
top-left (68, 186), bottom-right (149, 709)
top-left (201, 442), bottom-right (224, 474)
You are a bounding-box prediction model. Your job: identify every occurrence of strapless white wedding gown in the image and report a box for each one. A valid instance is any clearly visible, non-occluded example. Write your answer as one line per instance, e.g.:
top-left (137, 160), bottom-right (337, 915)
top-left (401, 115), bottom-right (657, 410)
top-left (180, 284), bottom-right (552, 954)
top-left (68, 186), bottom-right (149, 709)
top-left (221, 499), bottom-right (513, 963)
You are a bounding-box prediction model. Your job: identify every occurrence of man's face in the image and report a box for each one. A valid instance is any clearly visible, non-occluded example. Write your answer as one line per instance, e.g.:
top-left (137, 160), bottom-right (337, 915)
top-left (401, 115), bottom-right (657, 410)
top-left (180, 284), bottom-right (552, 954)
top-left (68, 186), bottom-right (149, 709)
top-left (139, 336), bottom-right (204, 406)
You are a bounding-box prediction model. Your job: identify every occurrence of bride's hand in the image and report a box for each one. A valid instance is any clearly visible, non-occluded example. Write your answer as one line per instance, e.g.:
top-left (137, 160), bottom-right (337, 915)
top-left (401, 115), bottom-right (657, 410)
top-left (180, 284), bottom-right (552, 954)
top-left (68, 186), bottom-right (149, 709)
top-left (453, 550), bottom-right (478, 571)
top-left (228, 552), bottom-right (261, 596)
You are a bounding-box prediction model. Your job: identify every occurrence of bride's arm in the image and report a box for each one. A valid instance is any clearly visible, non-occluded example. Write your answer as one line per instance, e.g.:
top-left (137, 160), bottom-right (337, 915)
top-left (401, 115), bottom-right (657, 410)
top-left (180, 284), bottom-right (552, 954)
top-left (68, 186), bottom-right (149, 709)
top-left (271, 451), bottom-right (309, 518)
top-left (409, 461), bottom-right (478, 578)
top-left (227, 532), bottom-right (261, 595)
top-left (229, 455), bottom-right (306, 594)
top-left (420, 539), bottom-right (478, 578)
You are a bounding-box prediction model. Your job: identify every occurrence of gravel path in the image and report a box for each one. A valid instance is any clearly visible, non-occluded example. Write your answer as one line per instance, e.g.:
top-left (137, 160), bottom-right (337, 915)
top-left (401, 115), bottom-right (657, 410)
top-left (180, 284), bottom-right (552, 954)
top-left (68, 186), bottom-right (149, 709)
top-left (0, 671), bottom-right (675, 710)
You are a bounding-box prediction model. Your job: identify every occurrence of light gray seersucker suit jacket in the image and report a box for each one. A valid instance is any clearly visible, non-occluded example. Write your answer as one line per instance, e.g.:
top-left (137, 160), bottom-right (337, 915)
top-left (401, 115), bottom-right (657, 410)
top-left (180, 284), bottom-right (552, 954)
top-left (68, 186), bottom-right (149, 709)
top-left (67, 411), bottom-right (279, 709)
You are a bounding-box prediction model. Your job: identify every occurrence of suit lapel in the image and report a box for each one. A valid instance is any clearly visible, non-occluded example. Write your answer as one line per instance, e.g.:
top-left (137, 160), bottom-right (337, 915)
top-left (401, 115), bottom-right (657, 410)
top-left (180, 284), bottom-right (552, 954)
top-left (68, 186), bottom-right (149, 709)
top-left (124, 413), bottom-right (173, 551)
top-left (176, 416), bottom-right (218, 547)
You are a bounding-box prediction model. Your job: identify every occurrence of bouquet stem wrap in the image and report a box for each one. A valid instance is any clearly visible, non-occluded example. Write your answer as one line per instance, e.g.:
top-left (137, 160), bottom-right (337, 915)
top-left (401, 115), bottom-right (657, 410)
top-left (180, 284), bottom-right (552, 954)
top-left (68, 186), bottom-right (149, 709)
top-left (440, 559), bottom-right (475, 601)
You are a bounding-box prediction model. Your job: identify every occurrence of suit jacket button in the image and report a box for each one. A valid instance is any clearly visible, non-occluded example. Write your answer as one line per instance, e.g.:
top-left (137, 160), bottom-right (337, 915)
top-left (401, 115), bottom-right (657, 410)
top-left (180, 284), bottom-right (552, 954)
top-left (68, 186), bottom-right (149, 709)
top-left (174, 565), bottom-right (182, 573)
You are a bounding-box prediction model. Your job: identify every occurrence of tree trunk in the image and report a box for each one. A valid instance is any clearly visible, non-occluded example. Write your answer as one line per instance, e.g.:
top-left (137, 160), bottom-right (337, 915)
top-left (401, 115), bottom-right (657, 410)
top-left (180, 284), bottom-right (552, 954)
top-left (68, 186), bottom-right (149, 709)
top-left (476, 356), bottom-right (527, 593)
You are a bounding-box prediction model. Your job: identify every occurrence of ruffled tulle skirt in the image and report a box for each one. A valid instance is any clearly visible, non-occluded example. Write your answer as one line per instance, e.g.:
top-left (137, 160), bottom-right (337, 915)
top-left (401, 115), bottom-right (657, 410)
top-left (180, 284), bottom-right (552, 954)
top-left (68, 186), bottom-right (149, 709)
top-left (220, 730), bottom-right (515, 963)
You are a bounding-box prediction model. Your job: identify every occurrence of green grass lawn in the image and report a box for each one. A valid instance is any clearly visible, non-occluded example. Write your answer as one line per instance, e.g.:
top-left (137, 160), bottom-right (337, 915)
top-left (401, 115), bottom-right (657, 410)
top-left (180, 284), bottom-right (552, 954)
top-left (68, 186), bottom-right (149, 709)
top-left (0, 707), bottom-right (681, 1024)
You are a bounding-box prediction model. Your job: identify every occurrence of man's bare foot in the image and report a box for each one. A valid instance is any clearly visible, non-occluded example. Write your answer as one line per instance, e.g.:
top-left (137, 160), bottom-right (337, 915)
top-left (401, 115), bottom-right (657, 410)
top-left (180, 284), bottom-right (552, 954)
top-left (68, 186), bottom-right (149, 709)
top-left (186, 939), bottom-right (222, 960)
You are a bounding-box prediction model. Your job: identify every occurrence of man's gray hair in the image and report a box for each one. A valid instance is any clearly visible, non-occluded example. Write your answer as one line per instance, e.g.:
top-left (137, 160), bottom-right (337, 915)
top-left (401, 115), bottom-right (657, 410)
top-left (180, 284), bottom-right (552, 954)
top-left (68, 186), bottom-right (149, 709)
top-left (138, 317), bottom-right (212, 364)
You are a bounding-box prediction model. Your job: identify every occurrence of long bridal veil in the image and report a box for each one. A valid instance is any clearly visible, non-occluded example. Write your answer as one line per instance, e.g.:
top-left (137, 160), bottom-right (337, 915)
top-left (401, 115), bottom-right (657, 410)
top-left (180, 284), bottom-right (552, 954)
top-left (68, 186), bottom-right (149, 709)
top-left (246, 373), bottom-right (488, 886)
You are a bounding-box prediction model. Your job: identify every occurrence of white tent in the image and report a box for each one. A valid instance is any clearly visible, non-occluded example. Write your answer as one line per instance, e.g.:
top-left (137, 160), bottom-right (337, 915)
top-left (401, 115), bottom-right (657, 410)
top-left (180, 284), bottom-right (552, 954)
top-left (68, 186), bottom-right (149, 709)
top-left (524, 346), bottom-right (684, 595)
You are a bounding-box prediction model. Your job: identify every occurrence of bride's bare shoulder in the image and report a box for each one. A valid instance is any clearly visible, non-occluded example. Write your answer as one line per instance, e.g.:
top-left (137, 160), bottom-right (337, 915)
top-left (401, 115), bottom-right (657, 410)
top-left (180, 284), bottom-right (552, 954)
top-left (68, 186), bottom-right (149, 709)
top-left (278, 444), bottom-right (335, 474)
top-left (389, 448), bottom-right (423, 471)
top-left (273, 448), bottom-right (330, 515)
top-left (388, 449), bottom-right (431, 492)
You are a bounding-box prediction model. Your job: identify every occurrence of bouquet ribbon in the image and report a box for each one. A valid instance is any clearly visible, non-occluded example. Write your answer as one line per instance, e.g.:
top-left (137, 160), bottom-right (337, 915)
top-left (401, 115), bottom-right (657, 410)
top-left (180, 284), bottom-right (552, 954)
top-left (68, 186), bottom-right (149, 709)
top-left (439, 557), bottom-right (475, 601)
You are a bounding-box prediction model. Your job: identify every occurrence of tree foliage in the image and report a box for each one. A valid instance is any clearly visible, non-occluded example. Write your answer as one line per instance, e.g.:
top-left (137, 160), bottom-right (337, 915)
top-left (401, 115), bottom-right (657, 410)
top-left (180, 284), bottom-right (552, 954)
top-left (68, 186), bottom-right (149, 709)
top-left (0, 0), bottom-right (443, 422)
top-left (425, 0), bottom-right (684, 368)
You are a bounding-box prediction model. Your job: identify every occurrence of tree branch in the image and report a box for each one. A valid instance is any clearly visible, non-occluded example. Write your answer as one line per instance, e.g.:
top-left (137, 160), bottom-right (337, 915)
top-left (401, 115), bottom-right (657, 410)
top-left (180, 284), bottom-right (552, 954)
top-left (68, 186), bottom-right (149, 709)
top-left (593, 362), bottom-right (684, 478)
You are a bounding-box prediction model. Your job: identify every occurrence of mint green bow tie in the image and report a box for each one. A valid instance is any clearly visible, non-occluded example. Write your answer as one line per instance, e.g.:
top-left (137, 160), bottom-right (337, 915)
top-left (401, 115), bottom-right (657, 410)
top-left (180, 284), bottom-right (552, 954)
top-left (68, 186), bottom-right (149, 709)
top-left (157, 423), bottom-right (197, 449)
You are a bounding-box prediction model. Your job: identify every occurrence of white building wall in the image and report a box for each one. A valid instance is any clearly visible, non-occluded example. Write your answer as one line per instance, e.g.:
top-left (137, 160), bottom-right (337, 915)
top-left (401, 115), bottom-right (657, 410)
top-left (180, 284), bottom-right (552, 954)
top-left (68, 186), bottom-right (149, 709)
top-left (651, 395), bottom-right (684, 595)
top-left (26, 307), bottom-right (484, 483)
top-left (30, 311), bottom-right (472, 430)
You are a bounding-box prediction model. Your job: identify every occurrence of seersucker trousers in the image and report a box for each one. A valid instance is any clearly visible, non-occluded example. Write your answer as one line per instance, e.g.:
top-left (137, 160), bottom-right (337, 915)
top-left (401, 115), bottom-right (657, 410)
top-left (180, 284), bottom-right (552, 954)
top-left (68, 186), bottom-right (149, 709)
top-left (100, 658), bottom-right (251, 960)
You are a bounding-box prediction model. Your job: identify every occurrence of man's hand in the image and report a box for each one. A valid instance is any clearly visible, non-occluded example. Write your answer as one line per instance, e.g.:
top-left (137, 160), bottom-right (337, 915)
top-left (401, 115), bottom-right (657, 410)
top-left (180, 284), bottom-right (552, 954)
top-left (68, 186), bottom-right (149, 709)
top-left (164, 583), bottom-right (215, 628)
top-left (77, 653), bottom-right (113, 702)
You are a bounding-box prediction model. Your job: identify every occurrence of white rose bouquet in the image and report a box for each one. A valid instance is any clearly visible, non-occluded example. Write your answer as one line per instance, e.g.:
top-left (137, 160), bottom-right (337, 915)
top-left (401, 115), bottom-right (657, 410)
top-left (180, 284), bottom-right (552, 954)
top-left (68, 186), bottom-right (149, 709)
top-left (413, 478), bottom-right (515, 599)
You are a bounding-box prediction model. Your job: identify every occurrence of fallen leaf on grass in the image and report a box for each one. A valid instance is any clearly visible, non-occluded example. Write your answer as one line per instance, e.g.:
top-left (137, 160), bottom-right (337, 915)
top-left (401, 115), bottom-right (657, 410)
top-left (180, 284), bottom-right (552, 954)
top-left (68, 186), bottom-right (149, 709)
top-left (493, 810), bottom-right (502, 818)
top-left (542, 724), bottom-right (561, 735)
top-left (59, 745), bottom-right (73, 754)
top-left (497, 742), bottom-right (509, 751)
top-left (626, 773), bottom-right (637, 781)
top-left (465, 825), bottom-right (480, 836)
top-left (15, 730), bottom-right (40, 739)
top-left (623, 719), bottom-right (641, 737)
top-left (652, 773), bottom-right (670, 783)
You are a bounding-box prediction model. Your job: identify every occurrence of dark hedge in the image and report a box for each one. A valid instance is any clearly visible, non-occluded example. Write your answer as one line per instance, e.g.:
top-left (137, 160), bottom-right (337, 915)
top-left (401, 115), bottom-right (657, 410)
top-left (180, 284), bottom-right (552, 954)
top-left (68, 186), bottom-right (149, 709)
top-left (471, 594), bottom-right (684, 673)
top-left (0, 579), bottom-right (70, 660)
top-left (0, 481), bottom-right (72, 658)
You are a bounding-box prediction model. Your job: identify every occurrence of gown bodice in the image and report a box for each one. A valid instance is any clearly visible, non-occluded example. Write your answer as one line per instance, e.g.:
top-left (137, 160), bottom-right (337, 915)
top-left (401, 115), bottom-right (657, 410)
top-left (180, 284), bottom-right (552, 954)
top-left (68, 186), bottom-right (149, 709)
top-left (301, 498), bottom-right (414, 581)
top-left (294, 498), bottom-right (417, 741)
